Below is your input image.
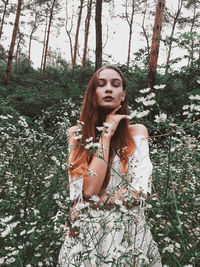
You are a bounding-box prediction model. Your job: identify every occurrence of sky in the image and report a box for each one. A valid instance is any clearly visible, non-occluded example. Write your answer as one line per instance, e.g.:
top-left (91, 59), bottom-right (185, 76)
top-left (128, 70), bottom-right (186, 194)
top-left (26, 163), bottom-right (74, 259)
top-left (1, 0), bottom-right (199, 70)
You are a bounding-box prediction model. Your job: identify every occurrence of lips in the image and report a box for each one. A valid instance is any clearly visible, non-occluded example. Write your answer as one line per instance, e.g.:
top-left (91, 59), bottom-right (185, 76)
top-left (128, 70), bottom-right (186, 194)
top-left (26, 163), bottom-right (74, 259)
top-left (103, 96), bottom-right (114, 100)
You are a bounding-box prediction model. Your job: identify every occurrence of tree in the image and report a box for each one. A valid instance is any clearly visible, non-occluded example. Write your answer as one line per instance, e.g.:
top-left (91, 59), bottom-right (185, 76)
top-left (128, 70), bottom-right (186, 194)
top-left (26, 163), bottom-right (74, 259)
top-left (147, 0), bottom-right (165, 89)
top-left (4, 0), bottom-right (22, 84)
top-left (185, 0), bottom-right (200, 67)
top-left (26, 1), bottom-right (43, 65)
top-left (0, 0), bottom-right (9, 41)
top-left (41, 0), bottom-right (58, 80)
top-left (165, 0), bottom-right (184, 74)
top-left (72, 0), bottom-right (85, 68)
top-left (95, 0), bottom-right (103, 71)
top-left (40, 10), bottom-right (48, 70)
top-left (141, 0), bottom-right (150, 56)
top-left (15, 29), bottom-right (25, 63)
top-left (123, 0), bottom-right (135, 67)
top-left (82, 0), bottom-right (93, 69)
top-left (65, 2), bottom-right (75, 64)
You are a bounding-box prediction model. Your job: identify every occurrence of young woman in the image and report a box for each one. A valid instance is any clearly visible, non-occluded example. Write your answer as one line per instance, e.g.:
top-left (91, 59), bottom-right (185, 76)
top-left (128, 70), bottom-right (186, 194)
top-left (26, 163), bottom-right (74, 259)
top-left (58, 66), bottom-right (162, 266)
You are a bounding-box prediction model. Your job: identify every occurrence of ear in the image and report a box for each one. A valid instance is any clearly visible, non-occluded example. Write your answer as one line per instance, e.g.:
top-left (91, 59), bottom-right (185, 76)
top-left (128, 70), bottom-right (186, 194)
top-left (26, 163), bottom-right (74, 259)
top-left (121, 90), bottom-right (126, 102)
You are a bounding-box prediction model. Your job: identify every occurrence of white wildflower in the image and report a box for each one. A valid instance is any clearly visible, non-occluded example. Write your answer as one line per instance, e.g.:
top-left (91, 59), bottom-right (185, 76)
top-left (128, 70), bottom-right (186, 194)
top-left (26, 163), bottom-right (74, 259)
top-left (96, 126), bottom-right (104, 131)
top-left (169, 123), bottom-right (177, 127)
top-left (18, 116), bottom-right (28, 127)
top-left (51, 156), bottom-right (60, 166)
top-left (20, 230), bottom-right (26, 236)
top-left (197, 80), bottom-right (200, 84)
top-left (127, 110), bottom-right (137, 120)
top-left (154, 113), bottom-right (167, 123)
top-left (177, 210), bottom-right (183, 215)
top-left (0, 115), bottom-right (8, 119)
top-left (73, 134), bottom-right (82, 140)
top-left (164, 237), bottom-right (170, 242)
top-left (86, 137), bottom-right (93, 142)
top-left (93, 142), bottom-right (101, 149)
top-left (163, 244), bottom-right (174, 253)
top-left (136, 110), bottom-right (150, 118)
top-left (53, 193), bottom-right (59, 199)
top-left (44, 174), bottom-right (53, 180)
top-left (6, 257), bottom-right (15, 264)
top-left (85, 142), bottom-right (93, 149)
top-left (143, 99), bottom-right (156, 106)
top-left (1, 215), bottom-right (13, 223)
top-left (114, 199), bottom-right (123, 206)
top-left (135, 96), bottom-right (145, 103)
top-left (189, 95), bottom-right (200, 100)
top-left (103, 122), bottom-right (112, 128)
top-left (182, 105), bottom-right (189, 110)
top-left (154, 84), bottom-right (166, 90)
top-left (90, 195), bottom-right (100, 203)
top-left (74, 202), bottom-right (89, 211)
top-left (146, 92), bottom-right (156, 99)
top-left (120, 205), bottom-right (127, 213)
top-left (1, 222), bottom-right (19, 238)
top-left (139, 87), bottom-right (151, 94)
top-left (87, 168), bottom-right (97, 176)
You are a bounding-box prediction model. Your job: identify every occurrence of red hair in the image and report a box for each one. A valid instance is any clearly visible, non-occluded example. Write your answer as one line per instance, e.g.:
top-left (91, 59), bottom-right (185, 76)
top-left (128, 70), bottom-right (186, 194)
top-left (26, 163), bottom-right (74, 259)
top-left (68, 65), bottom-right (135, 190)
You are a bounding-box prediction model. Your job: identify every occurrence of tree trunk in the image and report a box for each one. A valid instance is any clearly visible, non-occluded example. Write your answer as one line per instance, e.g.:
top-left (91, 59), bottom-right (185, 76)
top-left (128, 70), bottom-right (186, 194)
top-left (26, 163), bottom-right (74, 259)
top-left (28, 28), bottom-right (34, 65)
top-left (188, 2), bottom-right (197, 67)
top-left (42, 0), bottom-right (56, 80)
top-left (82, 0), bottom-right (92, 69)
top-left (0, 0), bottom-right (9, 41)
top-left (165, 0), bottom-right (183, 74)
top-left (28, 13), bottom-right (38, 65)
top-left (141, 1), bottom-right (150, 56)
top-left (72, 0), bottom-right (84, 68)
top-left (5, 0), bottom-right (22, 84)
top-left (15, 31), bottom-right (21, 64)
top-left (40, 13), bottom-right (48, 71)
top-left (147, 0), bottom-right (165, 89)
top-left (95, 0), bottom-right (102, 71)
top-left (65, 3), bottom-right (74, 65)
top-left (126, 0), bottom-right (134, 67)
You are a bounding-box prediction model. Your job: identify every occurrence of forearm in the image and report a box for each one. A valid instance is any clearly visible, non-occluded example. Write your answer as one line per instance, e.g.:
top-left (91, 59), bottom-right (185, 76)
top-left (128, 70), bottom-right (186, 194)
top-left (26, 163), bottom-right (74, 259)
top-left (83, 134), bottom-right (111, 199)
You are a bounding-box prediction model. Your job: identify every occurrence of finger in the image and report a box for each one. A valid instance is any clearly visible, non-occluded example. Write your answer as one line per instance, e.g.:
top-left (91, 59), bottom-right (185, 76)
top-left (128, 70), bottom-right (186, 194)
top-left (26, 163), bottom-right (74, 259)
top-left (118, 114), bottom-right (129, 121)
top-left (110, 105), bottom-right (121, 115)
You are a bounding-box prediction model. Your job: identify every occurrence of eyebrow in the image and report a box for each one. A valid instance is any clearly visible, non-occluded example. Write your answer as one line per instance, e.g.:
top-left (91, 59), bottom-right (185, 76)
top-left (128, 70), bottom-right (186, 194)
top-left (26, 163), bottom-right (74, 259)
top-left (97, 78), bottom-right (121, 81)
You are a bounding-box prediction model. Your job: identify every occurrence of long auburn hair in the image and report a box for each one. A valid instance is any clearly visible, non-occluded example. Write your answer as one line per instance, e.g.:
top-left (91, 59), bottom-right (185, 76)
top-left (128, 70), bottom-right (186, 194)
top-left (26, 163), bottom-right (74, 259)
top-left (68, 65), bottom-right (135, 190)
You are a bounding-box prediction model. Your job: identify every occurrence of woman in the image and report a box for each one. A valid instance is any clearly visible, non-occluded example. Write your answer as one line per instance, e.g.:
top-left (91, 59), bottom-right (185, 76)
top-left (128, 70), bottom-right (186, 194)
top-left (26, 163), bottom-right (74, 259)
top-left (58, 65), bottom-right (162, 266)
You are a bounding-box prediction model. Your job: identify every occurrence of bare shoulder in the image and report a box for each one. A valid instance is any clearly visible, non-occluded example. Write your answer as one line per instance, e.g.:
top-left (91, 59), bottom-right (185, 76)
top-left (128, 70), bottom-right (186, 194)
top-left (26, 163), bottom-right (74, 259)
top-left (129, 124), bottom-right (149, 138)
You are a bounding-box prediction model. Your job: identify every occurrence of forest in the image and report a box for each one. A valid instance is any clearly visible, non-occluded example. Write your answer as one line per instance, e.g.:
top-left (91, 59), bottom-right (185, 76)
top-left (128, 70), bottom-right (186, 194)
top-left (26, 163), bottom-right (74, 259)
top-left (0, 0), bottom-right (200, 266)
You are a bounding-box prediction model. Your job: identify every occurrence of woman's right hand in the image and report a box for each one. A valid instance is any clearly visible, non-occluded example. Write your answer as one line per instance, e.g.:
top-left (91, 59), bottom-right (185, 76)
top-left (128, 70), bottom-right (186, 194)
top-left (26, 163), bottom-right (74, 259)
top-left (104, 105), bottom-right (128, 137)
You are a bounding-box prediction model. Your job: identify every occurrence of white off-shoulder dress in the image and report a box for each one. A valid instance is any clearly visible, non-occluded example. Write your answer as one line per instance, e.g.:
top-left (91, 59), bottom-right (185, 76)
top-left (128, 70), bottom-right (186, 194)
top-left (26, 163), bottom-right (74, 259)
top-left (58, 135), bottom-right (162, 266)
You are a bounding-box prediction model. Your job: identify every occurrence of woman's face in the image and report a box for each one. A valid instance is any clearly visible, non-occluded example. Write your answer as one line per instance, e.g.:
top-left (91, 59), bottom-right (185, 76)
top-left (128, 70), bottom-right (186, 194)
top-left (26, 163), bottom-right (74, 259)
top-left (95, 69), bottom-right (126, 110)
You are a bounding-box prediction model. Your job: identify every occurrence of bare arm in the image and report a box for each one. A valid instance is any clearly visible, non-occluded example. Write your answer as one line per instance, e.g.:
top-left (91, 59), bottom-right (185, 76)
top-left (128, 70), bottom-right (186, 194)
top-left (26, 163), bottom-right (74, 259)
top-left (82, 105), bottom-right (128, 199)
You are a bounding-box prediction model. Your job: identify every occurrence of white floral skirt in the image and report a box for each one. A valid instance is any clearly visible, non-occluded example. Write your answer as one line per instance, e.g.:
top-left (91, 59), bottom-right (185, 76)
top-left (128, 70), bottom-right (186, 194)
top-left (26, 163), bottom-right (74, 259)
top-left (57, 206), bottom-right (162, 267)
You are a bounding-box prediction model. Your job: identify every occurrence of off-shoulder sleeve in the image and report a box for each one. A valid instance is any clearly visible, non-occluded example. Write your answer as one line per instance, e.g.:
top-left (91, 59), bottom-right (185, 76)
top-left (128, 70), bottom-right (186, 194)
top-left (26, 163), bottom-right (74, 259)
top-left (68, 140), bottom-right (83, 202)
top-left (129, 135), bottom-right (153, 195)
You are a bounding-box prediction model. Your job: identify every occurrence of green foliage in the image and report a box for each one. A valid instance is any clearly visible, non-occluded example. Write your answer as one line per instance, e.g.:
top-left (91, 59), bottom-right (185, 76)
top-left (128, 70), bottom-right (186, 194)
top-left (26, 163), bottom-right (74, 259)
top-left (0, 42), bottom-right (200, 265)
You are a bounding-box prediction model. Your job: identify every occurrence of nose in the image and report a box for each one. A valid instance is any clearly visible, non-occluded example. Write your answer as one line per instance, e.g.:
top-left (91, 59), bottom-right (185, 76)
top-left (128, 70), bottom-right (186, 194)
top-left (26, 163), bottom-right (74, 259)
top-left (105, 82), bottom-right (113, 93)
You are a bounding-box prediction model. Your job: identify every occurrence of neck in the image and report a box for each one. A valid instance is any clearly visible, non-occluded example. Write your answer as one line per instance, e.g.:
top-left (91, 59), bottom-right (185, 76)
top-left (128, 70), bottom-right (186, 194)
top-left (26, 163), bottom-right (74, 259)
top-left (98, 107), bottom-right (113, 124)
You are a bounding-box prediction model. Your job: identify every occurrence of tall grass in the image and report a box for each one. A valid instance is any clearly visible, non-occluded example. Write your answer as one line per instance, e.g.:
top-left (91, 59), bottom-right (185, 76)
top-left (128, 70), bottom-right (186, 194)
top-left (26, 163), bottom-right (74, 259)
top-left (0, 85), bottom-right (200, 266)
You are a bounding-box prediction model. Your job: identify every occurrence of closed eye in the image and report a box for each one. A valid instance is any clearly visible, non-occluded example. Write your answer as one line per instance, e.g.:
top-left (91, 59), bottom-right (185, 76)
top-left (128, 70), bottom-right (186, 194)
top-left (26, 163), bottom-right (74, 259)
top-left (112, 79), bottom-right (121, 87)
top-left (97, 79), bottom-right (106, 87)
